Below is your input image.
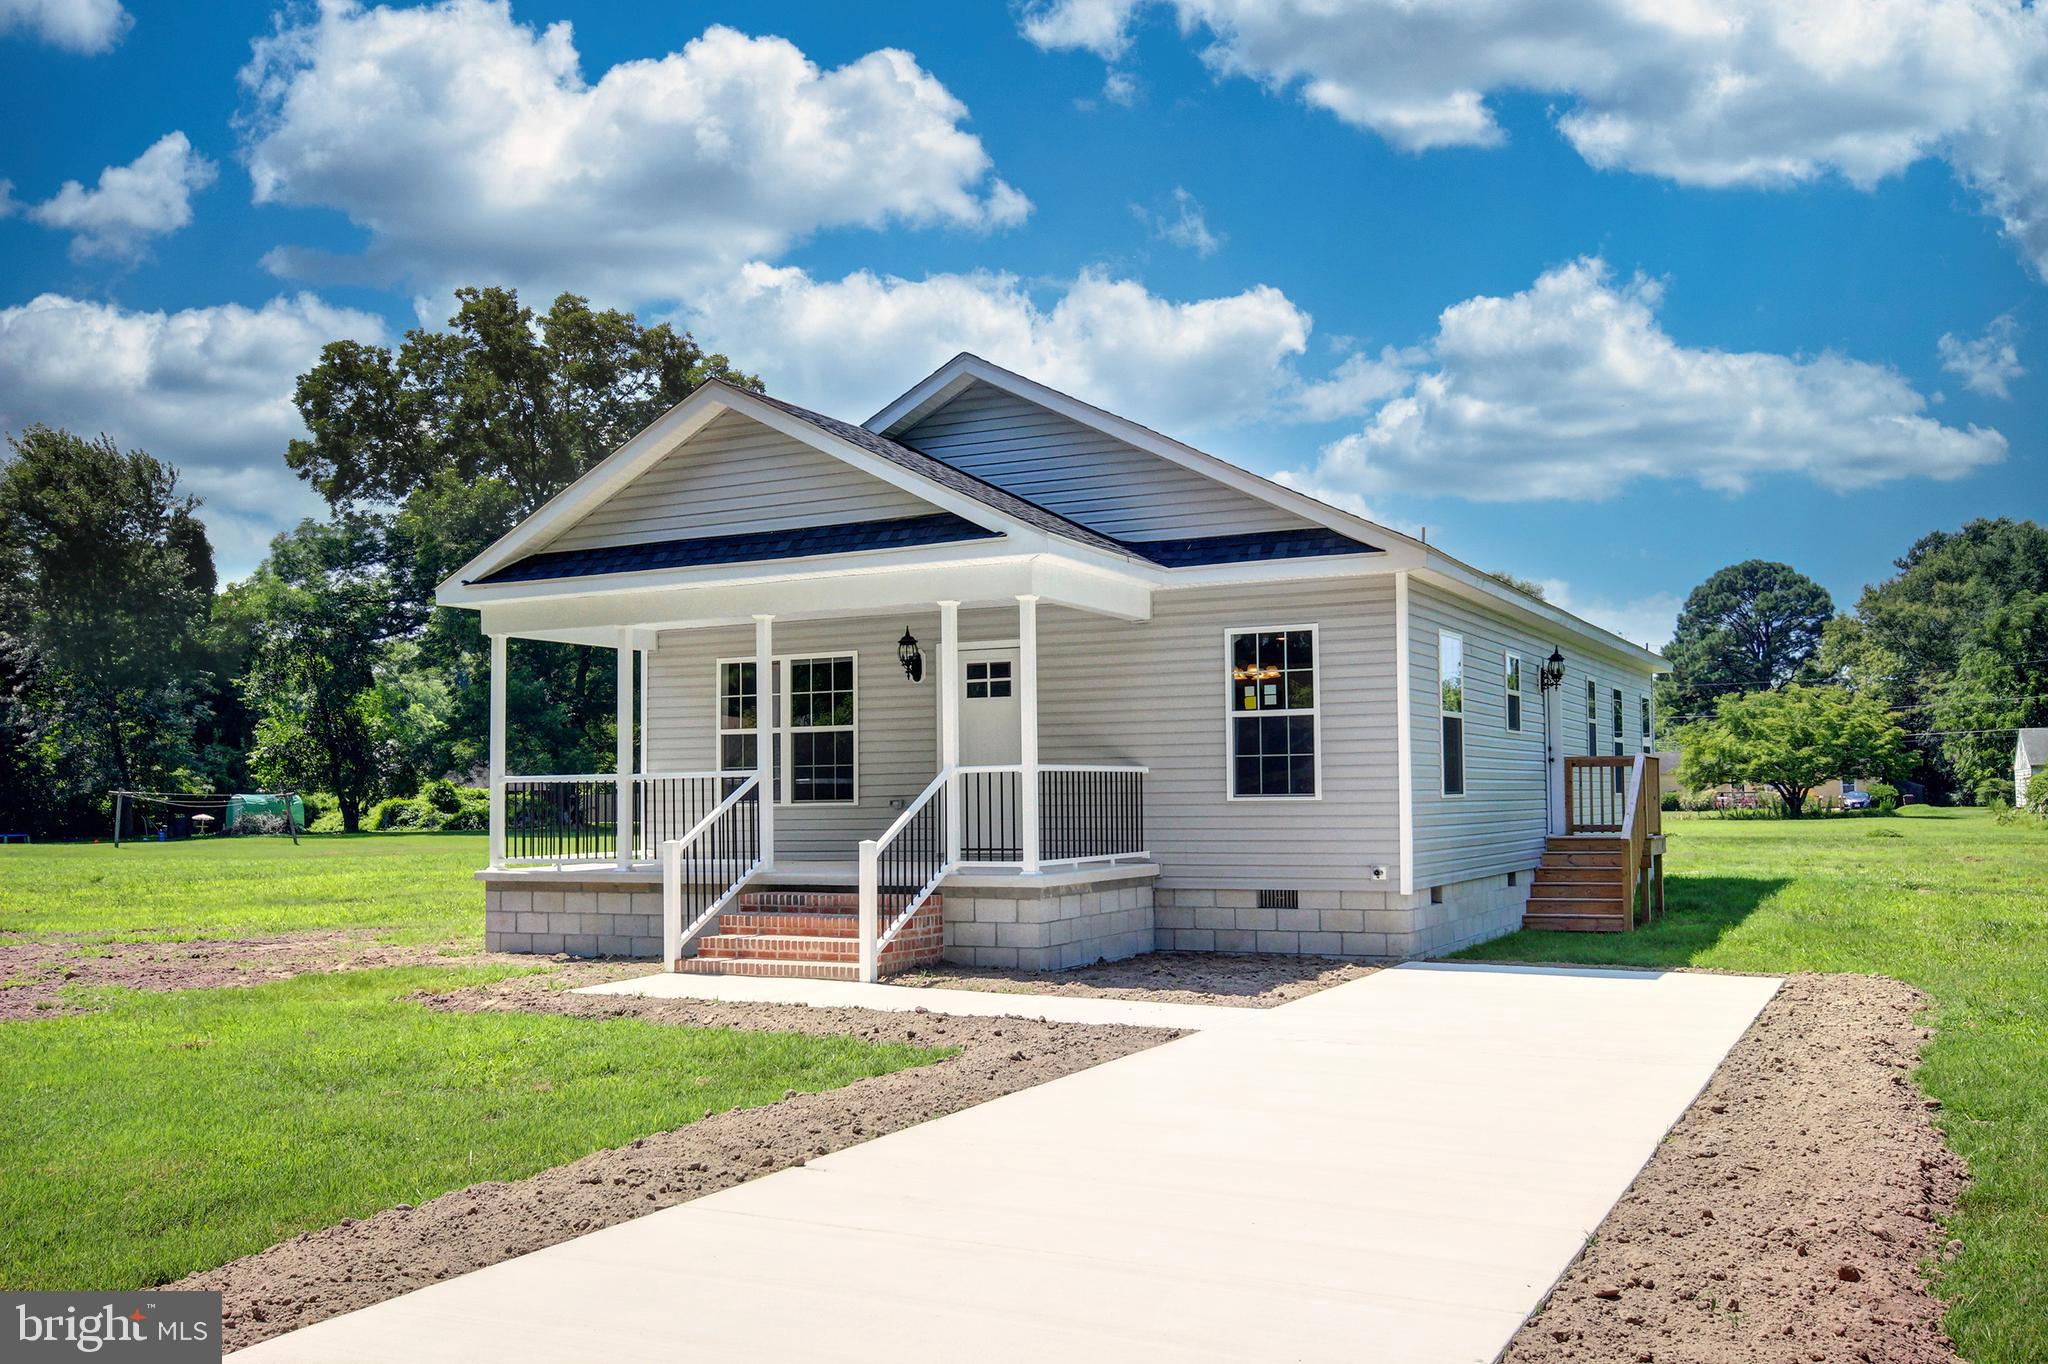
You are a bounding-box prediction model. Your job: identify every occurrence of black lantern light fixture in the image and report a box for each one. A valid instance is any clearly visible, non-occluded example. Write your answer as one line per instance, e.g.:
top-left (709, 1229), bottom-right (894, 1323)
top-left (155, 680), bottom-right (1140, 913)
top-left (897, 627), bottom-right (924, 683)
top-left (1538, 646), bottom-right (1566, 692)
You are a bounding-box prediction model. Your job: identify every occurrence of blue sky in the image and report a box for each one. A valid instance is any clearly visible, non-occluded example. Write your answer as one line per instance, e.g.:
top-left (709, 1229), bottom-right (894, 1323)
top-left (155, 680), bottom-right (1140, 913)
top-left (2, 0), bottom-right (2042, 645)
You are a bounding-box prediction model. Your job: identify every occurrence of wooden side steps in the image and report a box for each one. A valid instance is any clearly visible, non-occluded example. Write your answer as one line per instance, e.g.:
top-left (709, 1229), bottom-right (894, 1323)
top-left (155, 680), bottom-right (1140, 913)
top-left (1523, 836), bottom-right (1638, 933)
top-left (675, 888), bottom-right (943, 980)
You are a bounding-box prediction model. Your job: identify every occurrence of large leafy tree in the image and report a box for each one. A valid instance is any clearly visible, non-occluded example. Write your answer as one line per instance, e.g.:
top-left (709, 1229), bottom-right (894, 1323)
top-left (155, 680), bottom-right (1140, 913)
top-left (1659, 560), bottom-right (1834, 721)
top-left (242, 518), bottom-right (393, 832)
top-left (1929, 592), bottom-right (2048, 798)
top-left (286, 288), bottom-right (760, 779)
top-left (0, 427), bottom-right (216, 833)
top-left (1675, 685), bottom-right (1909, 817)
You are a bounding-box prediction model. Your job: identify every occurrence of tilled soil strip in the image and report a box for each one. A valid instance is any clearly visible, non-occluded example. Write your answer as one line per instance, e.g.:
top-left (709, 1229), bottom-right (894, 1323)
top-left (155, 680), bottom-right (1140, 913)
top-left (0, 932), bottom-right (567, 1020)
top-left (1504, 972), bottom-right (1968, 1364)
top-left (892, 950), bottom-right (1374, 1007)
top-left (174, 976), bottom-right (1175, 1353)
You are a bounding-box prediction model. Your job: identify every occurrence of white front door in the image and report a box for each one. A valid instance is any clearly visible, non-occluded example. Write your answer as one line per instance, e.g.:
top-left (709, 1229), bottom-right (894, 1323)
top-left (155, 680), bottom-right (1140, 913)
top-left (959, 647), bottom-right (1021, 765)
top-left (958, 647), bottom-right (1022, 860)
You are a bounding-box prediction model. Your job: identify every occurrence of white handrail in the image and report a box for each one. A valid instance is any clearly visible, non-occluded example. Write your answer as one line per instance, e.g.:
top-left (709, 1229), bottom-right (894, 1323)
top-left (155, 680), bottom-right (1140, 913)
top-left (1039, 763), bottom-right (1149, 773)
top-left (859, 766), bottom-right (957, 982)
top-left (660, 772), bottom-right (763, 970)
top-left (507, 770), bottom-right (726, 783)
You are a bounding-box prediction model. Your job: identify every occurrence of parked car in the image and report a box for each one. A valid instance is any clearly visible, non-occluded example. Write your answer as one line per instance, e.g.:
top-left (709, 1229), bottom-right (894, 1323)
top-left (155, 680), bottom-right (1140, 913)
top-left (1842, 790), bottom-right (1873, 810)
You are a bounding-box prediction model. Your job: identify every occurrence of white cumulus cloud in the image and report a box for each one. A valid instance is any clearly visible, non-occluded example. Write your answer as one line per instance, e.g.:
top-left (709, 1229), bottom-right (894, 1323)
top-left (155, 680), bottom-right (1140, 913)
top-left (0, 293), bottom-right (388, 574)
top-left (19, 132), bottom-right (216, 261)
top-left (1297, 257), bottom-right (2006, 502)
top-left (238, 1), bottom-right (1029, 304)
top-left (1133, 186), bottom-right (1222, 256)
top-left (1538, 580), bottom-right (1683, 652)
top-left (0, 0), bottom-right (130, 52)
top-left (685, 263), bottom-right (1313, 436)
top-left (1018, 0), bottom-right (2048, 277)
top-left (1937, 313), bottom-right (2026, 398)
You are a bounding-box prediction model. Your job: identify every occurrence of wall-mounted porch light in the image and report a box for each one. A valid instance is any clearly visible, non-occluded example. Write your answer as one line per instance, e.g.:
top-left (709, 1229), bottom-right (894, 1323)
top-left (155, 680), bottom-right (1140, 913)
top-left (1538, 647), bottom-right (1566, 692)
top-left (897, 628), bottom-right (924, 683)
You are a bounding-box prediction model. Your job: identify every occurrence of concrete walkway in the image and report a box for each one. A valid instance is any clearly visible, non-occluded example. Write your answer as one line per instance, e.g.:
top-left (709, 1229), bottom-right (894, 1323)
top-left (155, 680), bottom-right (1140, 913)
top-left (574, 966), bottom-right (1268, 1030)
top-left (235, 964), bottom-right (1779, 1364)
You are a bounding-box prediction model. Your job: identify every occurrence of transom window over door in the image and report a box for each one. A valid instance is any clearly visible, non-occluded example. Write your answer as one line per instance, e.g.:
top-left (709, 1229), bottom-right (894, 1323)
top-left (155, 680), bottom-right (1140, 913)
top-left (1226, 628), bottom-right (1318, 798)
top-left (1440, 632), bottom-right (1466, 797)
top-left (717, 654), bottom-right (857, 804)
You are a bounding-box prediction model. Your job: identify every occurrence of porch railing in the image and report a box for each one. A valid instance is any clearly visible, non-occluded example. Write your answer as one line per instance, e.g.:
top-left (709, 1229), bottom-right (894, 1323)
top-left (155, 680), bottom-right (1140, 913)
top-left (1564, 756), bottom-right (1635, 833)
top-left (500, 771), bottom-right (736, 866)
top-left (1563, 753), bottom-right (1664, 929)
top-left (957, 765), bottom-right (1023, 862)
top-left (857, 769), bottom-right (952, 980)
top-left (1039, 764), bottom-right (1147, 865)
top-left (660, 773), bottom-right (763, 968)
top-left (502, 775), bottom-right (620, 865)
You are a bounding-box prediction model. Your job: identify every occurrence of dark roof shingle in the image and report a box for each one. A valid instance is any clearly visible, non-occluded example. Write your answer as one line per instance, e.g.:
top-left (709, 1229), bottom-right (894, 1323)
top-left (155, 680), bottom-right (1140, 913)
top-left (474, 513), bottom-right (998, 585)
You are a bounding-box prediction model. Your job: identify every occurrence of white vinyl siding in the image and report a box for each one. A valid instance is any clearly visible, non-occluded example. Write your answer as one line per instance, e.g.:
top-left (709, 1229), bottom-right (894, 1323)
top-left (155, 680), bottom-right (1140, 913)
top-left (893, 380), bottom-right (1313, 542)
top-left (545, 409), bottom-right (937, 553)
top-left (645, 579), bottom-right (1398, 889)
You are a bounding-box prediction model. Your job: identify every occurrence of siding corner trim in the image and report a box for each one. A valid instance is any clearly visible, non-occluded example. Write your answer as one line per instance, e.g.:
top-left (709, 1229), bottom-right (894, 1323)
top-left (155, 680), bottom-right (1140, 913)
top-left (1395, 570), bottom-right (1415, 896)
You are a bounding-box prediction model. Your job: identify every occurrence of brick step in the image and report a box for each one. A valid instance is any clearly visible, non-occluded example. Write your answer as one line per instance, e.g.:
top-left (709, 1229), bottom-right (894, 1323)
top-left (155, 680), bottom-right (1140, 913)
top-left (677, 957), bottom-right (860, 981)
top-left (717, 910), bottom-right (860, 937)
top-left (697, 933), bottom-right (857, 963)
top-left (1521, 911), bottom-right (1630, 933)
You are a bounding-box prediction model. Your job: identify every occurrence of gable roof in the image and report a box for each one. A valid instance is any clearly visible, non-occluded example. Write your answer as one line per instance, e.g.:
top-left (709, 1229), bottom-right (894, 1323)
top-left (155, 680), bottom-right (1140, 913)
top-left (2021, 727), bottom-right (2048, 767)
top-left (473, 513), bottom-right (1000, 585)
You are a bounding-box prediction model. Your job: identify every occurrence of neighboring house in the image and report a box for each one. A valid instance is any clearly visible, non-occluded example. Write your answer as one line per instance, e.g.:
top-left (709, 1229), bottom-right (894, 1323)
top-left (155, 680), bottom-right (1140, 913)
top-left (2019, 728), bottom-right (2048, 805)
top-left (437, 354), bottom-right (1666, 979)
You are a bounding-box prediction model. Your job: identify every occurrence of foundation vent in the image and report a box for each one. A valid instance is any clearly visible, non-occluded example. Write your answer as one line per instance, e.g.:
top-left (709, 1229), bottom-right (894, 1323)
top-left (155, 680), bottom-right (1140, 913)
top-left (1257, 889), bottom-right (1299, 910)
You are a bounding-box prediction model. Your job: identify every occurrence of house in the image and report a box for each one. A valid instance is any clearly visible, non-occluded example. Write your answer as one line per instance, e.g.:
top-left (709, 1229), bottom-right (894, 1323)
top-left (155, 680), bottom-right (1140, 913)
top-left (2019, 728), bottom-right (2048, 806)
top-left (436, 354), bottom-right (1667, 980)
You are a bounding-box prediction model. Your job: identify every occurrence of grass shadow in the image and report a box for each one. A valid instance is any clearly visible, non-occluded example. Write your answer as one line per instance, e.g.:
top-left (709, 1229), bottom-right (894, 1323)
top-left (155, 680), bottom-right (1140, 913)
top-left (1456, 874), bottom-right (1792, 970)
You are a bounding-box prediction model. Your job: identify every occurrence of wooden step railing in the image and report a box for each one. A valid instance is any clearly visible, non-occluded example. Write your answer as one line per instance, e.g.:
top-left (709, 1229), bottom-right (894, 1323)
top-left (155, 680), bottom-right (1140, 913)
top-left (1560, 754), bottom-right (1663, 929)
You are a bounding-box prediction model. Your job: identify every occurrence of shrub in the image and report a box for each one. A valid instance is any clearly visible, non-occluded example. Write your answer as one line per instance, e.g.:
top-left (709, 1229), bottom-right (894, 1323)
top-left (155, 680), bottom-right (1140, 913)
top-left (1660, 792), bottom-right (1682, 812)
top-left (421, 778), bottom-right (463, 814)
top-left (1866, 782), bottom-right (1900, 814)
top-left (364, 786), bottom-right (489, 832)
top-left (1975, 778), bottom-right (2015, 810)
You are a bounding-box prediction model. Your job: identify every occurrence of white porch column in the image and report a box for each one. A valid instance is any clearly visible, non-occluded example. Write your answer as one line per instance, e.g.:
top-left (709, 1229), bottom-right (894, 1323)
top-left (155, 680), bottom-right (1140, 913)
top-left (1017, 594), bottom-right (1041, 872)
top-left (638, 644), bottom-right (652, 773)
top-left (615, 630), bottom-right (634, 869)
top-left (488, 633), bottom-right (507, 868)
top-left (753, 614), bottom-right (775, 868)
top-left (938, 600), bottom-right (961, 865)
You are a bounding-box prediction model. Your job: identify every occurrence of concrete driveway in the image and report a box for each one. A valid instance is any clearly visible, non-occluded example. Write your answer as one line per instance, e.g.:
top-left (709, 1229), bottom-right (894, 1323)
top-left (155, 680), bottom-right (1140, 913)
top-left (233, 963), bottom-right (1778, 1363)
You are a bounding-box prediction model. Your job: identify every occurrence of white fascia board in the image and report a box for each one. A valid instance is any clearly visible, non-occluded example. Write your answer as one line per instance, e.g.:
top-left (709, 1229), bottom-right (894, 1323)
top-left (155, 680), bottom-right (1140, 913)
top-left (1415, 555), bottom-right (1667, 672)
top-left (864, 353), bottom-right (1428, 558)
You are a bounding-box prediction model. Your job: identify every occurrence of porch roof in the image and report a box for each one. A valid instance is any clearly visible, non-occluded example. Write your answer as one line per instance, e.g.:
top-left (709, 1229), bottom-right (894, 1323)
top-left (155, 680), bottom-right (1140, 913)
top-left (473, 512), bottom-right (999, 585)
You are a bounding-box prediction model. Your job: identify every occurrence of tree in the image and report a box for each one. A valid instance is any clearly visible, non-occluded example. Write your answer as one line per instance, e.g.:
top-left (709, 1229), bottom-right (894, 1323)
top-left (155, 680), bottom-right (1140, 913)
top-left (0, 427), bottom-right (216, 833)
top-left (285, 287), bottom-right (761, 781)
top-left (241, 518), bottom-right (393, 832)
top-left (1659, 561), bottom-right (1834, 721)
top-left (1484, 570), bottom-right (1547, 600)
top-left (1675, 685), bottom-right (1909, 817)
top-left (1928, 592), bottom-right (2048, 797)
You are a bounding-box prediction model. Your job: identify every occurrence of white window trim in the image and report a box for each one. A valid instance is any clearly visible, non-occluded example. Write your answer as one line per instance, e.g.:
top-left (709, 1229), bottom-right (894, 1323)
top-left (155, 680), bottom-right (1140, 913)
top-left (1504, 649), bottom-right (1524, 734)
top-left (1640, 695), bottom-right (1653, 753)
top-left (1439, 630), bottom-right (1467, 799)
top-left (714, 651), bottom-right (860, 806)
top-left (1222, 624), bottom-right (1323, 801)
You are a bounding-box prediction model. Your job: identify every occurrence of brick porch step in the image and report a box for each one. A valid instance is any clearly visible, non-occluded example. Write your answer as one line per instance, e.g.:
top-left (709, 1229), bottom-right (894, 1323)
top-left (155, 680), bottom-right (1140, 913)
top-left (716, 910), bottom-right (861, 937)
top-left (676, 957), bottom-right (860, 980)
top-left (696, 933), bottom-right (857, 963)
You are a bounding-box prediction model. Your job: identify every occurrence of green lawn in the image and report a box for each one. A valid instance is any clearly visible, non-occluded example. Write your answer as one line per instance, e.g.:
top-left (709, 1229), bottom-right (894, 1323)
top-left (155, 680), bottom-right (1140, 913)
top-left (0, 967), bottom-right (948, 1290)
top-left (1458, 806), bottom-right (2048, 1364)
top-left (0, 834), bottom-right (488, 945)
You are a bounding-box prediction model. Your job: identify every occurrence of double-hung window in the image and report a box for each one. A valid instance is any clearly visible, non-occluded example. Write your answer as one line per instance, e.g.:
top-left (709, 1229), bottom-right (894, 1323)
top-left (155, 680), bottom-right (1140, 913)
top-left (1440, 632), bottom-right (1466, 797)
top-left (717, 654), bottom-right (857, 804)
top-left (1611, 687), bottom-right (1626, 791)
top-left (1226, 628), bottom-right (1317, 797)
top-left (1504, 652), bottom-right (1524, 733)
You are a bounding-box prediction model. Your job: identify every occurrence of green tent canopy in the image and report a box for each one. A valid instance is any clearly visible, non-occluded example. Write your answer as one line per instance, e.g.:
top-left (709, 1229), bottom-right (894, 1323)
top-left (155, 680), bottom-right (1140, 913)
top-left (224, 794), bottom-right (305, 831)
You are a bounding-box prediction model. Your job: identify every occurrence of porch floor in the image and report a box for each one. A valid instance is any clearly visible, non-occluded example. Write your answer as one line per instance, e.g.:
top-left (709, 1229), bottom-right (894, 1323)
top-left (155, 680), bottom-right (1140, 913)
top-left (232, 964), bottom-right (1779, 1364)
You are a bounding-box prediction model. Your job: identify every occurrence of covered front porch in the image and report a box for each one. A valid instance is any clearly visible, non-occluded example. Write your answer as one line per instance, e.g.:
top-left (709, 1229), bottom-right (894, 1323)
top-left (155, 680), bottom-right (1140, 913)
top-left (479, 558), bottom-right (1156, 980)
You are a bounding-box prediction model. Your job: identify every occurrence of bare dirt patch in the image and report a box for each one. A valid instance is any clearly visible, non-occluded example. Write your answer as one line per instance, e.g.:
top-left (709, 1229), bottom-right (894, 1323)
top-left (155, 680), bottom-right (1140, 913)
top-left (892, 950), bottom-right (1373, 1007)
top-left (0, 933), bottom-right (651, 1019)
top-left (171, 974), bottom-right (1173, 1353)
top-left (1504, 972), bottom-right (1967, 1364)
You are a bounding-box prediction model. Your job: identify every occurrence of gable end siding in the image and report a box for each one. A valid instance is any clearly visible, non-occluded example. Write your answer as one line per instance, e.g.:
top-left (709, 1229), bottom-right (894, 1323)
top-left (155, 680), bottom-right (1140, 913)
top-left (544, 409), bottom-right (938, 554)
top-left (894, 380), bottom-right (1314, 542)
